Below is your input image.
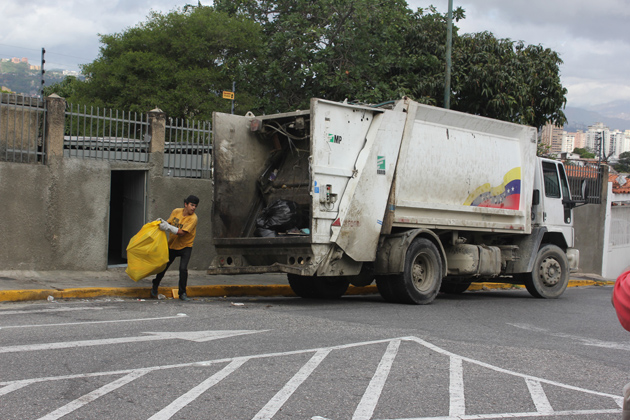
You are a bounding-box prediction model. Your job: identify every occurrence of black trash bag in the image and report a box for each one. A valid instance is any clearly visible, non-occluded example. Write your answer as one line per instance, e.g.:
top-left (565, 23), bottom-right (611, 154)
top-left (254, 228), bottom-right (277, 237)
top-left (256, 199), bottom-right (300, 232)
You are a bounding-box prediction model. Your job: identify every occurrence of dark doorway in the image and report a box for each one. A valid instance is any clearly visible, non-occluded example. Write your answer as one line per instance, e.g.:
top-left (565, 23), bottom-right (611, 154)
top-left (108, 171), bottom-right (146, 266)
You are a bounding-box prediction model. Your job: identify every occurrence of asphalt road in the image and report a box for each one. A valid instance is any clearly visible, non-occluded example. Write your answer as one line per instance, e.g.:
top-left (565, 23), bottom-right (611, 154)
top-left (0, 285), bottom-right (627, 420)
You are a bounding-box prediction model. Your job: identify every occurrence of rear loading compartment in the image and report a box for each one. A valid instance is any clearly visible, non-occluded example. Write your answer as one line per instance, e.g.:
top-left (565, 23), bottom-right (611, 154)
top-left (210, 109), bottom-right (315, 273)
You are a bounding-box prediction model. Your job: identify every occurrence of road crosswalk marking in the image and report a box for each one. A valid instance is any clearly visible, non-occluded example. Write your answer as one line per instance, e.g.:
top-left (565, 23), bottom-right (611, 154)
top-left (0, 336), bottom-right (623, 419)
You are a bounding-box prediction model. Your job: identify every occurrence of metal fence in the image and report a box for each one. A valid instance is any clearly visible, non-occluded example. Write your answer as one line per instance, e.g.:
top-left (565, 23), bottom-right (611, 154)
top-left (64, 104), bottom-right (151, 162)
top-left (563, 160), bottom-right (604, 204)
top-left (0, 93), bottom-right (46, 164)
top-left (164, 118), bottom-right (212, 179)
top-left (64, 104), bottom-right (212, 178)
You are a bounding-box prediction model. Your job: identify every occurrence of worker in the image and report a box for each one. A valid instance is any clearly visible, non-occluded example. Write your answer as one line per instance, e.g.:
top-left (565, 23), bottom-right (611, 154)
top-left (151, 195), bottom-right (199, 301)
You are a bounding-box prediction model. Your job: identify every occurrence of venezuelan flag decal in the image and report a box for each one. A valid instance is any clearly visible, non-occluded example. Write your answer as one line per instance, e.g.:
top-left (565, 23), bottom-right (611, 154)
top-left (463, 167), bottom-right (521, 210)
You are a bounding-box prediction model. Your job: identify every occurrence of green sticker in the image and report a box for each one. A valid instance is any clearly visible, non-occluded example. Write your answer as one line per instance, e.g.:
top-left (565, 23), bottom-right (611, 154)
top-left (377, 156), bottom-right (386, 175)
top-left (328, 133), bottom-right (342, 144)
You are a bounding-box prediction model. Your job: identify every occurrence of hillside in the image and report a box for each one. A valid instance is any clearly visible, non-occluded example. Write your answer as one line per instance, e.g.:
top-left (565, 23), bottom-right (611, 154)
top-left (0, 60), bottom-right (69, 96)
top-left (564, 106), bottom-right (630, 132)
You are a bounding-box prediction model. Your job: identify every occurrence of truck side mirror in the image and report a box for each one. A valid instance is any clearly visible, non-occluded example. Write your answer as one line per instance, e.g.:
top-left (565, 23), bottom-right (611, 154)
top-left (532, 189), bottom-right (540, 206)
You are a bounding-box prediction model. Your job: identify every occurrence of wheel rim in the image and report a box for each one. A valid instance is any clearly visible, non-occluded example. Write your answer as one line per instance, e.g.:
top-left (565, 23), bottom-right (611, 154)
top-left (539, 257), bottom-right (561, 287)
top-left (411, 252), bottom-right (434, 292)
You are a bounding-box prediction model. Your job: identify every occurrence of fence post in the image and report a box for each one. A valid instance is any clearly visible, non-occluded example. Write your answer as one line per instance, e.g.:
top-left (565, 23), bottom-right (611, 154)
top-left (44, 94), bottom-right (66, 159)
top-left (148, 108), bottom-right (166, 153)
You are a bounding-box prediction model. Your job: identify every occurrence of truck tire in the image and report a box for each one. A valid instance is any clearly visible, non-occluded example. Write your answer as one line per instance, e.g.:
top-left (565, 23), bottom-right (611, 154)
top-left (440, 280), bottom-right (471, 294)
top-left (376, 275), bottom-right (400, 303)
top-left (287, 274), bottom-right (350, 299)
top-left (390, 238), bottom-right (443, 304)
top-left (348, 264), bottom-right (375, 287)
top-left (523, 244), bottom-right (569, 299)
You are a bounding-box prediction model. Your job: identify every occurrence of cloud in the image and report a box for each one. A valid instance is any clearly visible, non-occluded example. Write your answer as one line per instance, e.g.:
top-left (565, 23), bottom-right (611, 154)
top-left (407, 0), bottom-right (630, 109)
top-left (0, 0), bottom-right (193, 70)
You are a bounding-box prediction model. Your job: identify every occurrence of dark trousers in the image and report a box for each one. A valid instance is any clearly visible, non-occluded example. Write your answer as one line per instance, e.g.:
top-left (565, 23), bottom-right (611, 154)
top-left (152, 247), bottom-right (193, 296)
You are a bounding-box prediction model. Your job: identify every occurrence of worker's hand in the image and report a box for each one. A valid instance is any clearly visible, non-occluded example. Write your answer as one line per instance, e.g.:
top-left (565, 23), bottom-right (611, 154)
top-left (165, 224), bottom-right (179, 235)
top-left (158, 221), bottom-right (170, 232)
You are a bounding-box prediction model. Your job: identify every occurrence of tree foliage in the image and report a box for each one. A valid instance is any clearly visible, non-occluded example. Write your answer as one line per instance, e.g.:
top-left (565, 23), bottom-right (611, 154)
top-left (215, 0), bottom-right (414, 112)
top-left (573, 147), bottom-right (596, 159)
top-left (615, 151), bottom-right (630, 173)
top-left (58, 6), bottom-right (262, 120)
top-left (450, 34), bottom-right (567, 128)
top-left (55, 1), bottom-right (568, 127)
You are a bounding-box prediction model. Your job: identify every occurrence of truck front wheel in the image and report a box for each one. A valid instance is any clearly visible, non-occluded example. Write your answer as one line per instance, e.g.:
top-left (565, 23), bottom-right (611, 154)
top-left (523, 244), bottom-right (569, 299)
top-left (387, 238), bottom-right (443, 304)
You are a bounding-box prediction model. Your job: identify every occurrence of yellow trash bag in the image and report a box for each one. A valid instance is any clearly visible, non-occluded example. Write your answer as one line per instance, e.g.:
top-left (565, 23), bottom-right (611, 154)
top-left (125, 220), bottom-right (169, 281)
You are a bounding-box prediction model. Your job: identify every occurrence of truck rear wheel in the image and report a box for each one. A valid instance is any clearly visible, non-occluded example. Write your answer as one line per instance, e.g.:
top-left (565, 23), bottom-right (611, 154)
top-left (523, 244), bottom-right (569, 299)
top-left (388, 238), bottom-right (443, 304)
top-left (287, 274), bottom-right (350, 299)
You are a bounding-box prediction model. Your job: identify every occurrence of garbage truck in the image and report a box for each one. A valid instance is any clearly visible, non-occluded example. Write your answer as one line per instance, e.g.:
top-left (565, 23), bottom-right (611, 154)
top-left (208, 97), bottom-right (581, 304)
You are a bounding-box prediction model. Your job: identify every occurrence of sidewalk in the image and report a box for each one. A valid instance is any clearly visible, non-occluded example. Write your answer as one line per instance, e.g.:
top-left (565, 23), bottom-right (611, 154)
top-left (0, 268), bottom-right (616, 302)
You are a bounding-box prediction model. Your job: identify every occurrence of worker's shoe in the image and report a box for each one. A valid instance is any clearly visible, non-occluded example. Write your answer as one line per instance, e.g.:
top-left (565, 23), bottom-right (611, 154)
top-left (179, 293), bottom-right (191, 302)
top-left (149, 287), bottom-right (159, 299)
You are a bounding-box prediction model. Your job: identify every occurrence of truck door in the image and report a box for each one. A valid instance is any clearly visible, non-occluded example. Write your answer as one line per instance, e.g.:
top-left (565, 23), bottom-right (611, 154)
top-left (540, 160), bottom-right (574, 246)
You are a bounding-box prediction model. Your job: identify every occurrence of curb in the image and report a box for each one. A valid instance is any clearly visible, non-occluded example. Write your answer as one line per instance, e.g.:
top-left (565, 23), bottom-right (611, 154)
top-left (0, 280), bottom-right (614, 303)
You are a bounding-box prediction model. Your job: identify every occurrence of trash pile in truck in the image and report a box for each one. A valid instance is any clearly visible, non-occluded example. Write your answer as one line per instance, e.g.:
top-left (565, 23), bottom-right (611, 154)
top-left (255, 199), bottom-right (309, 237)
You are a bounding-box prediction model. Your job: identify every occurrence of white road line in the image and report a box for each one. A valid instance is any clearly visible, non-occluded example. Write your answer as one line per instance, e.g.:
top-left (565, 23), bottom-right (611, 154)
top-left (376, 408), bottom-right (622, 419)
top-left (0, 313), bottom-right (188, 329)
top-left (449, 357), bottom-right (465, 417)
top-left (0, 382), bottom-right (30, 396)
top-left (525, 378), bottom-right (554, 414)
top-left (147, 358), bottom-right (248, 420)
top-left (253, 349), bottom-right (332, 420)
top-left (508, 323), bottom-right (630, 351)
top-left (0, 307), bottom-right (105, 316)
top-left (0, 340), bottom-right (393, 388)
top-left (404, 336), bottom-right (623, 404)
top-left (36, 370), bottom-right (149, 420)
top-left (0, 330), bottom-right (265, 354)
top-left (352, 339), bottom-right (401, 420)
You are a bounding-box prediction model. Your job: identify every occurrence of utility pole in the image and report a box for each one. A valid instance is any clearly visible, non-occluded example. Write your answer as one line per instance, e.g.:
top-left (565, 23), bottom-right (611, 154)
top-left (39, 48), bottom-right (46, 98)
top-left (443, 0), bottom-right (453, 109)
top-left (231, 81), bottom-right (235, 115)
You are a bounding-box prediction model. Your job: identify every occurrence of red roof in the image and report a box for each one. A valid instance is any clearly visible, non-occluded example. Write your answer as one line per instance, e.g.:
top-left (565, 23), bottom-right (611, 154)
top-left (611, 174), bottom-right (630, 194)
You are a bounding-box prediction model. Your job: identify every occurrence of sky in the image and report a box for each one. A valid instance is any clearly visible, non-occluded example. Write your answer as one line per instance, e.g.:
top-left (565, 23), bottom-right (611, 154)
top-left (1, 0), bottom-right (629, 111)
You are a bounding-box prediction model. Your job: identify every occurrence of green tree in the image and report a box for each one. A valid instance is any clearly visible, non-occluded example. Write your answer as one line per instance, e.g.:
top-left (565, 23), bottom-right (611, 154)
top-left (448, 33), bottom-right (567, 128)
top-left (42, 76), bottom-right (81, 99)
top-left (615, 151), bottom-right (630, 173)
top-left (71, 6), bottom-right (262, 120)
top-left (215, 0), bottom-right (413, 112)
top-left (572, 147), bottom-right (596, 159)
top-left (214, 0), bottom-right (567, 126)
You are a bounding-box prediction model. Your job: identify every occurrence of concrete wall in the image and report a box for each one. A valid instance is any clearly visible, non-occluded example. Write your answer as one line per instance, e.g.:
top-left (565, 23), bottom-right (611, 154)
top-left (0, 96), bottom-right (214, 272)
top-left (0, 157), bottom-right (111, 270)
top-left (573, 165), bottom-right (609, 275)
top-left (603, 199), bottom-right (630, 279)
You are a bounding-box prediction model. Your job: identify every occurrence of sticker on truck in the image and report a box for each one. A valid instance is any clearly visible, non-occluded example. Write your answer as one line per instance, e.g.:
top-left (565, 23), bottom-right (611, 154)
top-left (377, 156), bottom-right (386, 175)
top-left (328, 133), bottom-right (343, 144)
top-left (463, 167), bottom-right (521, 210)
